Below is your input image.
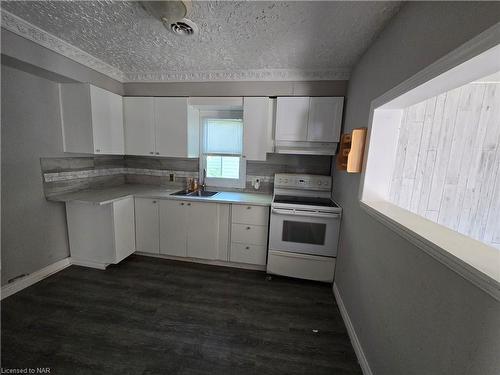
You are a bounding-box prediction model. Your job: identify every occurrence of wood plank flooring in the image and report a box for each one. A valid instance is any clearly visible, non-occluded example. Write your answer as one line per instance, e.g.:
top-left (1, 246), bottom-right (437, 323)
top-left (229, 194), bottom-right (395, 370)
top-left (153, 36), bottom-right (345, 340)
top-left (1, 255), bottom-right (362, 375)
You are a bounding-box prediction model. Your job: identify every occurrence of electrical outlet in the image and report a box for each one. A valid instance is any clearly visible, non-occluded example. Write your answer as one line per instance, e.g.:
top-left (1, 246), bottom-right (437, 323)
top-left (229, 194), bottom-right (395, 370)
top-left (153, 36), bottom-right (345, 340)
top-left (252, 177), bottom-right (261, 190)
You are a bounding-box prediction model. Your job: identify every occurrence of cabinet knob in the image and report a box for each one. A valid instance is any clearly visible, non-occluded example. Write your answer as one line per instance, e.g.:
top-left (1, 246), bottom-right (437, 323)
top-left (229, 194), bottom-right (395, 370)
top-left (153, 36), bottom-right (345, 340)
top-left (246, 226), bottom-right (251, 230)
top-left (246, 206), bottom-right (251, 210)
top-left (155, 152), bottom-right (160, 155)
top-left (180, 202), bottom-right (184, 206)
top-left (245, 246), bottom-right (250, 250)
top-left (152, 200), bottom-right (157, 203)
top-left (95, 149), bottom-right (100, 153)
top-left (149, 151), bottom-right (154, 154)
top-left (187, 203), bottom-right (191, 206)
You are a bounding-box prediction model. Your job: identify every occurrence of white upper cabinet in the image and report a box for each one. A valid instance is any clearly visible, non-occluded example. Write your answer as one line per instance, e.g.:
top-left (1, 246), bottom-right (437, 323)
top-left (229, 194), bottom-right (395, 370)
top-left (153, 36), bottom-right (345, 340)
top-left (60, 83), bottom-right (124, 154)
top-left (243, 97), bottom-right (274, 161)
top-left (123, 97), bottom-right (199, 158)
top-left (307, 97), bottom-right (344, 142)
top-left (123, 97), bottom-right (156, 156)
top-left (275, 96), bottom-right (344, 143)
top-left (275, 97), bottom-right (310, 141)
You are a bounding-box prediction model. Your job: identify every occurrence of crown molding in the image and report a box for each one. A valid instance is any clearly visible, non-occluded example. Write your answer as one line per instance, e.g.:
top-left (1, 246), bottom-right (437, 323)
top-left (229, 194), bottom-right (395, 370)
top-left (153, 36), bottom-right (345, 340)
top-left (123, 69), bottom-right (350, 82)
top-left (1, 10), bottom-right (125, 82)
top-left (1, 9), bottom-right (350, 83)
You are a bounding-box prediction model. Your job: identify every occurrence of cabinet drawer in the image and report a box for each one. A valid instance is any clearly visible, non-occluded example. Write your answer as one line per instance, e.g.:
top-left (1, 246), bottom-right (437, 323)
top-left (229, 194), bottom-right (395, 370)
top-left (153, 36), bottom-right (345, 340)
top-left (230, 243), bottom-right (267, 265)
top-left (232, 204), bottom-right (269, 225)
top-left (231, 224), bottom-right (268, 245)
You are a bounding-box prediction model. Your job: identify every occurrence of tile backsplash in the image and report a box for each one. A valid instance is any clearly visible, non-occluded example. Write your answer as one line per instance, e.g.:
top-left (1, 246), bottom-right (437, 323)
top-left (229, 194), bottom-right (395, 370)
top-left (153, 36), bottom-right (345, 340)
top-left (41, 154), bottom-right (332, 196)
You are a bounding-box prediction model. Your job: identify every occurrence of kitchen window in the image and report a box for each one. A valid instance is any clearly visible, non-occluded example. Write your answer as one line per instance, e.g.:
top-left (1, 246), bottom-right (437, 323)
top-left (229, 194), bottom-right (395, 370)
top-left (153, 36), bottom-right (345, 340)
top-left (200, 111), bottom-right (246, 188)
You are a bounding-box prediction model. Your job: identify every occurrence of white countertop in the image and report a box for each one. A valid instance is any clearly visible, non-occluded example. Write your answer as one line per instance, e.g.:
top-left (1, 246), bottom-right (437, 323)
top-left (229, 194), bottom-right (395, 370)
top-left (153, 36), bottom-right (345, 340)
top-left (47, 185), bottom-right (273, 206)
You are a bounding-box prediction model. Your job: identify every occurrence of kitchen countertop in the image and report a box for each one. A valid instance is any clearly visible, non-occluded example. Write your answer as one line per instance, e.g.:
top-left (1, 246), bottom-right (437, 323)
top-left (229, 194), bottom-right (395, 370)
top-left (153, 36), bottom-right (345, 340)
top-left (47, 184), bottom-right (273, 206)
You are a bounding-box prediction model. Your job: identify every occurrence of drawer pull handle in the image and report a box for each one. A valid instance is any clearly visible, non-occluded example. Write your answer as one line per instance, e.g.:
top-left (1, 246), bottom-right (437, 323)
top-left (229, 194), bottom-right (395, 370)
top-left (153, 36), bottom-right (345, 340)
top-left (246, 226), bottom-right (251, 230)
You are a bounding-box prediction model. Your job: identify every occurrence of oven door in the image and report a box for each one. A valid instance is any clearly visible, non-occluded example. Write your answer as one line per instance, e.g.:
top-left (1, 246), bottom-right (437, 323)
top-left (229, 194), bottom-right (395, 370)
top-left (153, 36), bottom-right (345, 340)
top-left (269, 207), bottom-right (341, 257)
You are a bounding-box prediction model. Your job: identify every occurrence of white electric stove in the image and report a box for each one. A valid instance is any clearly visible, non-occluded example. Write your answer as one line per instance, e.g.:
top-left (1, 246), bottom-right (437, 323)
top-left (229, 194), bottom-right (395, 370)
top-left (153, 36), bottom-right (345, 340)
top-left (267, 174), bottom-right (342, 282)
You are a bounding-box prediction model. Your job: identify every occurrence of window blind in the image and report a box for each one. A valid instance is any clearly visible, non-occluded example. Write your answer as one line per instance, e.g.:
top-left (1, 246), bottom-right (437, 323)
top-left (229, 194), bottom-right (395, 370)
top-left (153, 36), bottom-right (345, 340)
top-left (203, 118), bottom-right (243, 155)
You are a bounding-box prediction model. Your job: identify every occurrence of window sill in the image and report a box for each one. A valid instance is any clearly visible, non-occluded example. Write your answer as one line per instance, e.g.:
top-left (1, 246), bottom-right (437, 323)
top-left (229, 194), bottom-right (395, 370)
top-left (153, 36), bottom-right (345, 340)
top-left (360, 200), bottom-right (500, 301)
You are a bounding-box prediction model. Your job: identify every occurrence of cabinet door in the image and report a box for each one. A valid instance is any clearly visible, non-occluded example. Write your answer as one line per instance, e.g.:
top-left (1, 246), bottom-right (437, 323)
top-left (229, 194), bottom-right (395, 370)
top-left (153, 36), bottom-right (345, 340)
top-left (124, 97), bottom-right (156, 156)
top-left (232, 204), bottom-right (269, 225)
top-left (135, 198), bottom-right (159, 254)
top-left (231, 224), bottom-right (268, 246)
top-left (243, 97), bottom-right (272, 161)
top-left (275, 97), bottom-right (310, 141)
top-left (113, 198), bottom-right (136, 263)
top-left (307, 97), bottom-right (344, 142)
top-left (90, 85), bottom-right (124, 154)
top-left (155, 98), bottom-right (189, 157)
top-left (59, 84), bottom-right (94, 154)
top-left (187, 202), bottom-right (219, 260)
top-left (159, 200), bottom-right (187, 257)
top-left (108, 92), bottom-right (125, 154)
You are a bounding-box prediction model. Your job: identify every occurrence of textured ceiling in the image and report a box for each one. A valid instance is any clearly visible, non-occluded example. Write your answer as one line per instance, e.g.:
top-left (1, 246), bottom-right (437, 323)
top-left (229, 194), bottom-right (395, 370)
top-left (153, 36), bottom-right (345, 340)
top-left (1, 1), bottom-right (402, 82)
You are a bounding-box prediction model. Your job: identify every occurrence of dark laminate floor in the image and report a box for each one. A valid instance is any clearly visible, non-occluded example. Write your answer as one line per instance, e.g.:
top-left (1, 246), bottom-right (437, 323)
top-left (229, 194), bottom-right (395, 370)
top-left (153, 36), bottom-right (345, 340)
top-left (2, 255), bottom-right (362, 375)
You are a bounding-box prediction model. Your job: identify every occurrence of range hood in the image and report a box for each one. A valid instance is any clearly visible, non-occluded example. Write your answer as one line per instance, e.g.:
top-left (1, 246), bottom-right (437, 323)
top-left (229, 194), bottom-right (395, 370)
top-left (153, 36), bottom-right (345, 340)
top-left (274, 140), bottom-right (338, 155)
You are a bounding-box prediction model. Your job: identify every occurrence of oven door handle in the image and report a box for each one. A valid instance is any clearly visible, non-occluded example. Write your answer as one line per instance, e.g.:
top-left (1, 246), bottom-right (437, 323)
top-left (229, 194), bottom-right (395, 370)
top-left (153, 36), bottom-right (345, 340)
top-left (272, 208), bottom-right (341, 219)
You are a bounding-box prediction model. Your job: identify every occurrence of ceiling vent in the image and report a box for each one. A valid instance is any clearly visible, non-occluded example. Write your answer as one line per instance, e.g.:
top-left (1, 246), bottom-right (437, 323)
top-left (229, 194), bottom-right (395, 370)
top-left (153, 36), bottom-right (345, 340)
top-left (141, 1), bottom-right (198, 36)
top-left (169, 18), bottom-right (199, 36)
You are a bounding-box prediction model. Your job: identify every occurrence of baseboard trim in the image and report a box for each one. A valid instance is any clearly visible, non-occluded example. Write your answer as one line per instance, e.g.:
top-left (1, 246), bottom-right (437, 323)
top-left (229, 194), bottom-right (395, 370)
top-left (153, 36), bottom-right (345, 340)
top-left (135, 252), bottom-right (267, 271)
top-left (1, 257), bottom-right (72, 300)
top-left (71, 258), bottom-right (108, 270)
top-left (333, 282), bottom-right (373, 375)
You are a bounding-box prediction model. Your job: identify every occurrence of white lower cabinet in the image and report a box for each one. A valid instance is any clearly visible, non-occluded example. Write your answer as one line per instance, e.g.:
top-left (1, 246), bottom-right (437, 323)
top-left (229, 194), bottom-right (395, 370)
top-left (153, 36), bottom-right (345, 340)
top-left (159, 200), bottom-right (219, 260)
top-left (159, 200), bottom-right (188, 257)
top-left (230, 243), bottom-right (267, 265)
top-left (134, 198), bottom-right (159, 254)
top-left (65, 197), bottom-right (270, 269)
top-left (187, 202), bottom-right (219, 260)
top-left (66, 198), bottom-right (135, 269)
top-left (133, 199), bottom-right (269, 267)
top-left (230, 204), bottom-right (269, 266)
top-left (231, 224), bottom-right (268, 245)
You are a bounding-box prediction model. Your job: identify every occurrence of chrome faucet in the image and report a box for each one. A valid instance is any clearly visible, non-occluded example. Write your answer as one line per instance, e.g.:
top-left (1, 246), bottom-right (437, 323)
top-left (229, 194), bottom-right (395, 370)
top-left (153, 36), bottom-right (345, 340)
top-left (201, 168), bottom-right (206, 191)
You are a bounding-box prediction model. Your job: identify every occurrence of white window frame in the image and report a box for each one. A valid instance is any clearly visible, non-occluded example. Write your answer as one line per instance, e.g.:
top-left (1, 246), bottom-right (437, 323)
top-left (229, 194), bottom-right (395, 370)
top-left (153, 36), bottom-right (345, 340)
top-left (359, 25), bottom-right (500, 301)
top-left (199, 110), bottom-right (246, 189)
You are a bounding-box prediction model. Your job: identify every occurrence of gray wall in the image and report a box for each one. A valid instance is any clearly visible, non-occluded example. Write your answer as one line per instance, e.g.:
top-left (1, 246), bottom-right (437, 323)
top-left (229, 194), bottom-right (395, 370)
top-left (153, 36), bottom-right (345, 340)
top-left (1, 65), bottom-right (70, 285)
top-left (332, 2), bottom-right (500, 375)
top-left (123, 80), bottom-right (347, 97)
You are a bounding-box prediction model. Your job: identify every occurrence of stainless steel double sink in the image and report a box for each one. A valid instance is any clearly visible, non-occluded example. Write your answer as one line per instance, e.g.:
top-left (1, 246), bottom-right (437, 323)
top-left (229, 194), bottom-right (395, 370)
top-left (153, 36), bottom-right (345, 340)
top-left (170, 190), bottom-right (219, 197)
